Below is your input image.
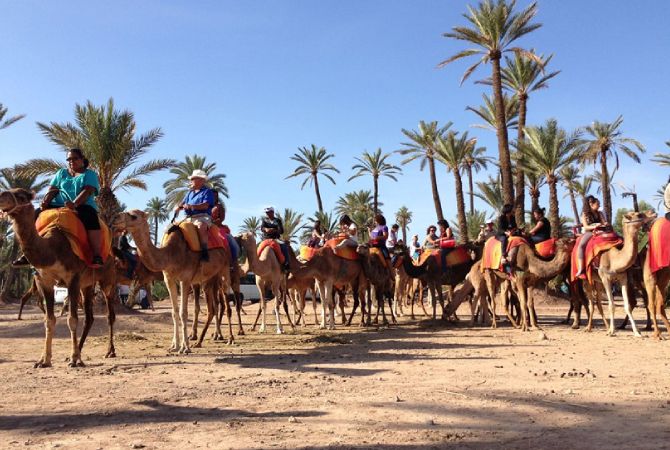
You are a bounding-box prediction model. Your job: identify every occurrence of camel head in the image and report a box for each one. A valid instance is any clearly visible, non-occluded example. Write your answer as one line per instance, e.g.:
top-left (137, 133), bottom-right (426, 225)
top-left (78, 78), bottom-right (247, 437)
top-left (392, 243), bottom-right (409, 257)
top-left (622, 210), bottom-right (657, 234)
top-left (356, 243), bottom-right (371, 256)
top-left (112, 209), bottom-right (150, 233)
top-left (0, 188), bottom-right (35, 216)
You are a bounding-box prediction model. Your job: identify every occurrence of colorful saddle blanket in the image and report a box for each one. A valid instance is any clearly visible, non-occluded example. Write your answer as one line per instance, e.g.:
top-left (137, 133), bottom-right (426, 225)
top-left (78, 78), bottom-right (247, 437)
top-left (647, 218), bottom-right (670, 274)
top-left (480, 236), bottom-right (527, 271)
top-left (163, 221), bottom-right (227, 253)
top-left (417, 246), bottom-right (471, 269)
top-left (570, 232), bottom-right (623, 283)
top-left (35, 208), bottom-right (111, 267)
top-left (323, 237), bottom-right (359, 261)
top-left (534, 238), bottom-right (557, 258)
top-left (257, 239), bottom-right (285, 264)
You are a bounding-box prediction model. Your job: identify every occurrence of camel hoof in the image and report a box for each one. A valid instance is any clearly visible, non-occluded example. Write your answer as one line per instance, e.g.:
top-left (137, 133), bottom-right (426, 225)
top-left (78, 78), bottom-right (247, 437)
top-left (193, 342), bottom-right (202, 348)
top-left (571, 323), bottom-right (580, 330)
top-left (633, 332), bottom-right (642, 338)
top-left (189, 334), bottom-right (197, 341)
top-left (237, 329), bottom-right (245, 336)
top-left (276, 329), bottom-right (284, 335)
top-left (34, 361), bottom-right (52, 369)
top-left (179, 346), bottom-right (192, 354)
top-left (105, 351), bottom-right (117, 358)
top-left (168, 346), bottom-right (178, 353)
top-left (227, 338), bottom-right (234, 345)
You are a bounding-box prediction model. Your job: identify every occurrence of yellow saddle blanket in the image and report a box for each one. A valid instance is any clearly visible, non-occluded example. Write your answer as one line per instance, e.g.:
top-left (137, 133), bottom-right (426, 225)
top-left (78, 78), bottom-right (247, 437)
top-left (163, 221), bottom-right (226, 252)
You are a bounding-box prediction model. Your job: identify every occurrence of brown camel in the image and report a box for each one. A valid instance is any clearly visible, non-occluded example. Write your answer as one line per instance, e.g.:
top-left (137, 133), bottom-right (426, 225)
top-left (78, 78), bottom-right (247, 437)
top-left (482, 238), bottom-right (572, 331)
top-left (112, 247), bottom-right (162, 311)
top-left (287, 273), bottom-right (318, 327)
top-left (0, 188), bottom-right (117, 368)
top-left (356, 244), bottom-right (396, 326)
top-left (237, 232), bottom-right (294, 334)
top-left (114, 210), bottom-right (233, 351)
top-left (580, 211), bottom-right (655, 336)
top-left (643, 243), bottom-right (670, 339)
top-left (446, 261), bottom-right (491, 326)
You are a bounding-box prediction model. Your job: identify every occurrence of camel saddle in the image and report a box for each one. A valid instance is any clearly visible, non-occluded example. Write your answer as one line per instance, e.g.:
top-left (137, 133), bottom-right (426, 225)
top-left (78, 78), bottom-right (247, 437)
top-left (35, 207), bottom-right (112, 267)
top-left (257, 239), bottom-right (285, 264)
top-left (534, 238), bottom-right (557, 259)
top-left (163, 221), bottom-right (227, 253)
top-left (647, 217), bottom-right (670, 274)
top-left (570, 232), bottom-right (623, 283)
top-left (321, 237), bottom-right (359, 261)
top-left (418, 246), bottom-right (471, 270)
top-left (480, 236), bottom-right (527, 271)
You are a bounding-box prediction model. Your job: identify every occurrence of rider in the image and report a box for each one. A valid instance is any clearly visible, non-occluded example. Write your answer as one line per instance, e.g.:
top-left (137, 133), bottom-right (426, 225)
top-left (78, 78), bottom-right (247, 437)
top-left (336, 214), bottom-right (358, 248)
top-left (664, 175), bottom-right (670, 221)
top-left (437, 219), bottom-right (454, 273)
top-left (307, 220), bottom-right (325, 248)
top-left (212, 203), bottom-right (239, 265)
top-left (528, 207), bottom-right (551, 244)
top-left (477, 219), bottom-right (496, 243)
top-left (260, 206), bottom-right (290, 272)
top-left (410, 234), bottom-right (421, 261)
top-left (422, 225), bottom-right (439, 250)
top-left (118, 229), bottom-right (137, 278)
top-left (369, 214), bottom-right (391, 260)
top-left (175, 169), bottom-right (215, 262)
top-left (496, 204), bottom-right (518, 266)
top-left (13, 148), bottom-right (104, 268)
top-left (575, 195), bottom-right (609, 277)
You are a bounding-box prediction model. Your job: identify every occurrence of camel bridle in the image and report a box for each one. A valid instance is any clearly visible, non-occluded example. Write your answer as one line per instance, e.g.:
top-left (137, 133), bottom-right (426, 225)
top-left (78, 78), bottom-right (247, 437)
top-left (1, 191), bottom-right (33, 216)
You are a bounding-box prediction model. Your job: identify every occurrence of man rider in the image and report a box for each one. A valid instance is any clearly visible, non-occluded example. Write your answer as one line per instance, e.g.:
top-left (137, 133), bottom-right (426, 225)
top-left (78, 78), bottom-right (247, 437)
top-left (174, 170), bottom-right (215, 262)
top-left (261, 206), bottom-right (290, 272)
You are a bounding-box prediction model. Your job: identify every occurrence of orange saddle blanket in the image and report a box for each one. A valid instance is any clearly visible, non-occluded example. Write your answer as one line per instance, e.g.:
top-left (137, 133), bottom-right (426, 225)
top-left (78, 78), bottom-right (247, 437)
top-left (570, 232), bottom-right (623, 283)
top-left (323, 237), bottom-right (359, 261)
top-left (480, 236), bottom-right (527, 271)
top-left (534, 238), bottom-right (557, 258)
top-left (35, 208), bottom-right (111, 267)
top-left (418, 246), bottom-right (471, 269)
top-left (647, 218), bottom-right (670, 274)
top-left (257, 239), bottom-right (285, 264)
top-left (163, 221), bottom-right (227, 253)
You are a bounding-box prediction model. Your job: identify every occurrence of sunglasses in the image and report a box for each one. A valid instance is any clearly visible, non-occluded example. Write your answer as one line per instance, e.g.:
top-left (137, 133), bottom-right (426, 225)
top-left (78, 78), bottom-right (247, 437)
top-left (66, 157), bottom-right (81, 162)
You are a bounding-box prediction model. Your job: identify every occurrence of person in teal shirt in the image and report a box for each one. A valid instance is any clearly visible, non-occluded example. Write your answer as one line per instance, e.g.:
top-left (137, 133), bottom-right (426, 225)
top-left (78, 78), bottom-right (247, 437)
top-left (13, 148), bottom-right (104, 268)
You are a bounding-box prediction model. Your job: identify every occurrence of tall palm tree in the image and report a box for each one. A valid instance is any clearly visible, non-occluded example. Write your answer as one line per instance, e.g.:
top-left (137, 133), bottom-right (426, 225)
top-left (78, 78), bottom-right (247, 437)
top-left (285, 144), bottom-right (339, 213)
top-left (650, 141), bottom-right (670, 167)
top-left (436, 131), bottom-right (472, 243)
top-left (572, 174), bottom-right (594, 207)
top-left (278, 208), bottom-right (304, 246)
top-left (466, 92), bottom-right (519, 132)
top-left (395, 206), bottom-right (412, 243)
top-left (559, 165), bottom-right (581, 224)
top-left (301, 210), bottom-right (337, 243)
top-left (498, 52), bottom-right (560, 225)
top-left (519, 119), bottom-right (581, 238)
top-left (163, 154), bottom-right (228, 208)
top-left (18, 98), bottom-right (173, 224)
top-left (439, 0), bottom-right (542, 206)
top-left (145, 197), bottom-right (169, 245)
top-left (335, 190), bottom-right (377, 221)
top-left (526, 171), bottom-right (546, 214)
top-left (475, 175), bottom-right (505, 213)
top-left (398, 121), bottom-right (452, 221)
top-left (0, 103), bottom-right (25, 131)
top-left (463, 209), bottom-right (488, 241)
top-left (240, 216), bottom-right (261, 239)
top-left (460, 140), bottom-right (491, 214)
top-left (348, 148), bottom-right (401, 213)
top-left (577, 115), bottom-right (645, 222)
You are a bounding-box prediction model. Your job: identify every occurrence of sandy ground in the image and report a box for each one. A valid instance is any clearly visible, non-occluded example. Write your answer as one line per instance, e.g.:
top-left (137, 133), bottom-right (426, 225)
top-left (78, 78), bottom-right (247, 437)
top-left (1, 295), bottom-right (669, 450)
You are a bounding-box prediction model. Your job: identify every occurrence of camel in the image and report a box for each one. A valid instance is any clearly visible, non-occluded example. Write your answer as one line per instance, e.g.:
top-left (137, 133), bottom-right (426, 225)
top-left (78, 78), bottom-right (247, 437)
top-left (112, 248), bottom-right (163, 311)
top-left (580, 211), bottom-right (656, 337)
top-left (355, 244), bottom-right (396, 326)
top-left (237, 232), bottom-right (295, 334)
top-left (643, 247), bottom-right (670, 340)
top-left (446, 261), bottom-right (490, 326)
top-left (114, 210), bottom-right (232, 351)
top-left (0, 188), bottom-right (117, 368)
top-left (482, 238), bottom-right (572, 331)
top-left (287, 273), bottom-right (318, 327)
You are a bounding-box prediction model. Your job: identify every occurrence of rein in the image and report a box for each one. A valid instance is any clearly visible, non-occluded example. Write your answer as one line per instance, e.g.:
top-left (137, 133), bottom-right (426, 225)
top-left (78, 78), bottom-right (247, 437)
top-left (1, 191), bottom-right (33, 216)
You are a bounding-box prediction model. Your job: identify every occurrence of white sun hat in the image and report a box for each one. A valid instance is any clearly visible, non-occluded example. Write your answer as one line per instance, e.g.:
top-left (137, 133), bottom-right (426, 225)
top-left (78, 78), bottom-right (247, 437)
top-left (189, 169), bottom-right (208, 180)
top-left (264, 206), bottom-right (275, 213)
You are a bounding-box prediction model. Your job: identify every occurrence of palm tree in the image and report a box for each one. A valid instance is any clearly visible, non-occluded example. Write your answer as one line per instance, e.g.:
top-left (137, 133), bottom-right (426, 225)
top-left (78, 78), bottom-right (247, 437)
top-left (519, 119), bottom-right (581, 238)
top-left (475, 175), bottom-right (504, 213)
top-left (436, 131), bottom-right (472, 243)
top-left (278, 208), bottom-right (304, 246)
top-left (145, 197), bottom-right (169, 245)
top-left (301, 210), bottom-right (337, 243)
top-left (395, 206), bottom-right (412, 243)
top-left (466, 92), bottom-right (519, 132)
top-left (439, 0), bottom-right (542, 206)
top-left (572, 174), bottom-right (594, 206)
top-left (498, 51), bottom-right (560, 225)
top-left (0, 103), bottom-right (25, 131)
top-left (18, 98), bottom-right (173, 224)
top-left (577, 115), bottom-right (645, 222)
top-left (460, 140), bottom-right (491, 214)
top-left (240, 216), bottom-right (261, 239)
top-left (349, 148), bottom-right (401, 214)
top-left (650, 141), bottom-right (670, 167)
top-left (285, 144), bottom-right (339, 213)
top-left (526, 171), bottom-right (546, 215)
top-left (398, 121), bottom-right (452, 221)
top-left (559, 165), bottom-right (581, 224)
top-left (163, 154), bottom-right (228, 208)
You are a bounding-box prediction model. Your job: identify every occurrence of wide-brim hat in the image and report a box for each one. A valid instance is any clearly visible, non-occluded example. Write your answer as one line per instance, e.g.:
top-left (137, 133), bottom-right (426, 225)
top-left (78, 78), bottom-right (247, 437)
top-left (264, 206), bottom-right (274, 213)
top-left (189, 169), bottom-right (208, 180)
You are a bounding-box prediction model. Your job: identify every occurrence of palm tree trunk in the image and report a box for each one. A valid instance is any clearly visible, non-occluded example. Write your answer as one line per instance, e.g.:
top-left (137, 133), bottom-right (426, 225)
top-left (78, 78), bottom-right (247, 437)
top-left (373, 176), bottom-right (379, 214)
top-left (600, 149), bottom-right (612, 222)
top-left (491, 55), bottom-right (514, 206)
top-left (514, 95), bottom-right (528, 226)
top-left (97, 186), bottom-right (121, 226)
top-left (531, 191), bottom-right (540, 213)
top-left (313, 174), bottom-right (324, 213)
top-left (454, 170), bottom-right (468, 244)
top-left (428, 157), bottom-right (444, 221)
top-left (154, 218), bottom-right (159, 246)
top-left (401, 224), bottom-right (407, 244)
top-left (569, 189), bottom-right (579, 224)
top-left (0, 240), bottom-right (19, 302)
top-left (466, 164), bottom-right (474, 214)
top-left (548, 177), bottom-right (560, 239)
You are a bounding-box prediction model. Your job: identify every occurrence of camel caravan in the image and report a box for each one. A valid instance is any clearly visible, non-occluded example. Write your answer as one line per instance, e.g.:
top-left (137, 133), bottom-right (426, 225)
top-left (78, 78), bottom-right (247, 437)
top-left (2, 144), bottom-right (670, 369)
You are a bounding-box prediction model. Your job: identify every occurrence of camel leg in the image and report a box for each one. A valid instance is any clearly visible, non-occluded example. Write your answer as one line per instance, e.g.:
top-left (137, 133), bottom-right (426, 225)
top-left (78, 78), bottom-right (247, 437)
top-left (419, 282), bottom-right (430, 317)
top-left (34, 282), bottom-right (56, 368)
top-left (337, 291), bottom-right (346, 325)
top-left (147, 283), bottom-right (156, 311)
top-left (17, 284), bottom-right (36, 320)
top-left (66, 277), bottom-right (84, 367)
top-left (225, 292), bottom-right (235, 344)
top-left (281, 288), bottom-right (296, 331)
top-left (178, 281), bottom-right (191, 354)
top-left (190, 285), bottom-right (200, 341)
top-left (600, 276), bottom-right (617, 336)
top-left (78, 287), bottom-right (95, 354)
top-left (257, 278), bottom-right (268, 333)
top-left (499, 280), bottom-right (519, 328)
top-left (484, 272), bottom-right (499, 329)
top-left (584, 286), bottom-right (595, 332)
top-left (235, 293), bottom-right (245, 335)
top-left (322, 283), bottom-right (333, 330)
top-left (164, 276), bottom-right (180, 352)
top-left (311, 288), bottom-right (319, 326)
top-left (347, 287), bottom-right (360, 326)
top-left (195, 285), bottom-right (217, 347)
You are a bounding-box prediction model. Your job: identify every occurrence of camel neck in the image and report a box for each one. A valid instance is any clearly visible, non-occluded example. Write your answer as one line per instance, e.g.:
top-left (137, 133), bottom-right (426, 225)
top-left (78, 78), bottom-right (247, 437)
top-left (521, 243), bottom-right (570, 279)
top-left (11, 207), bottom-right (57, 268)
top-left (609, 225), bottom-right (640, 272)
top-left (130, 224), bottom-right (172, 272)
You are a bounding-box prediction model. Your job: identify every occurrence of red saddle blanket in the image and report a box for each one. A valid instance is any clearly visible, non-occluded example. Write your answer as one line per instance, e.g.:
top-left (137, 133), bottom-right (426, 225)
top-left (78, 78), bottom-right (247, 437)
top-left (534, 238), bottom-right (557, 258)
top-left (162, 221), bottom-right (227, 253)
top-left (480, 236), bottom-right (527, 271)
top-left (35, 208), bottom-right (112, 267)
top-left (418, 246), bottom-right (471, 269)
top-left (324, 237), bottom-right (359, 261)
top-left (257, 239), bottom-right (285, 264)
top-left (647, 218), bottom-right (670, 274)
top-left (570, 232), bottom-right (623, 283)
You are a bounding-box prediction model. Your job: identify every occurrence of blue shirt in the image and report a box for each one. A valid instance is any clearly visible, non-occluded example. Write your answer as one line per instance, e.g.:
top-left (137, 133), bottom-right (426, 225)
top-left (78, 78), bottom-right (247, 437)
top-left (49, 168), bottom-right (100, 210)
top-left (183, 188), bottom-right (215, 216)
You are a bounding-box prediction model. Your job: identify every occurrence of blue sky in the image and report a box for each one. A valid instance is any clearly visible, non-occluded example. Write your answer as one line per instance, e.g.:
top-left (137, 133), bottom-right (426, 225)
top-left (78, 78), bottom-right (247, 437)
top-left (1, 0), bottom-right (669, 238)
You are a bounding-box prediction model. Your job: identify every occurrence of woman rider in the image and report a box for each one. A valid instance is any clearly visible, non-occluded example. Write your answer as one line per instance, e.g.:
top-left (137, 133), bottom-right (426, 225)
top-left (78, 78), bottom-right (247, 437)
top-left (307, 220), bottom-right (325, 248)
top-left (13, 148), bottom-right (104, 268)
top-left (528, 207), bottom-right (551, 244)
top-left (436, 219), bottom-right (454, 272)
top-left (575, 195), bottom-right (609, 277)
top-left (496, 204), bottom-right (518, 265)
top-left (369, 213), bottom-right (391, 260)
top-left (422, 225), bottom-right (439, 250)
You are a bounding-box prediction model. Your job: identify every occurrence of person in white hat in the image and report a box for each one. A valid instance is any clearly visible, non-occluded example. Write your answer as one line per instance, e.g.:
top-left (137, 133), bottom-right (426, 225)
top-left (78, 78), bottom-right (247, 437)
top-left (174, 169), bottom-right (215, 261)
top-left (260, 206), bottom-right (289, 272)
top-left (476, 219), bottom-right (496, 243)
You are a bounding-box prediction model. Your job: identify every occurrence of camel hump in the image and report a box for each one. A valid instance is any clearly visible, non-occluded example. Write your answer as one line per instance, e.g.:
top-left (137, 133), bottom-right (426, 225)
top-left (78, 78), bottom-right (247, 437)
top-left (258, 239), bottom-right (285, 264)
top-left (35, 207), bottom-right (111, 267)
top-left (164, 221), bottom-right (227, 253)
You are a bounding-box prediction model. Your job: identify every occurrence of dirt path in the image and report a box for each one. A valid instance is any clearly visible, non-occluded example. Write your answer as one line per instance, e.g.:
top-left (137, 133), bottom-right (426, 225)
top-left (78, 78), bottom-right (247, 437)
top-left (1, 298), bottom-right (668, 449)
